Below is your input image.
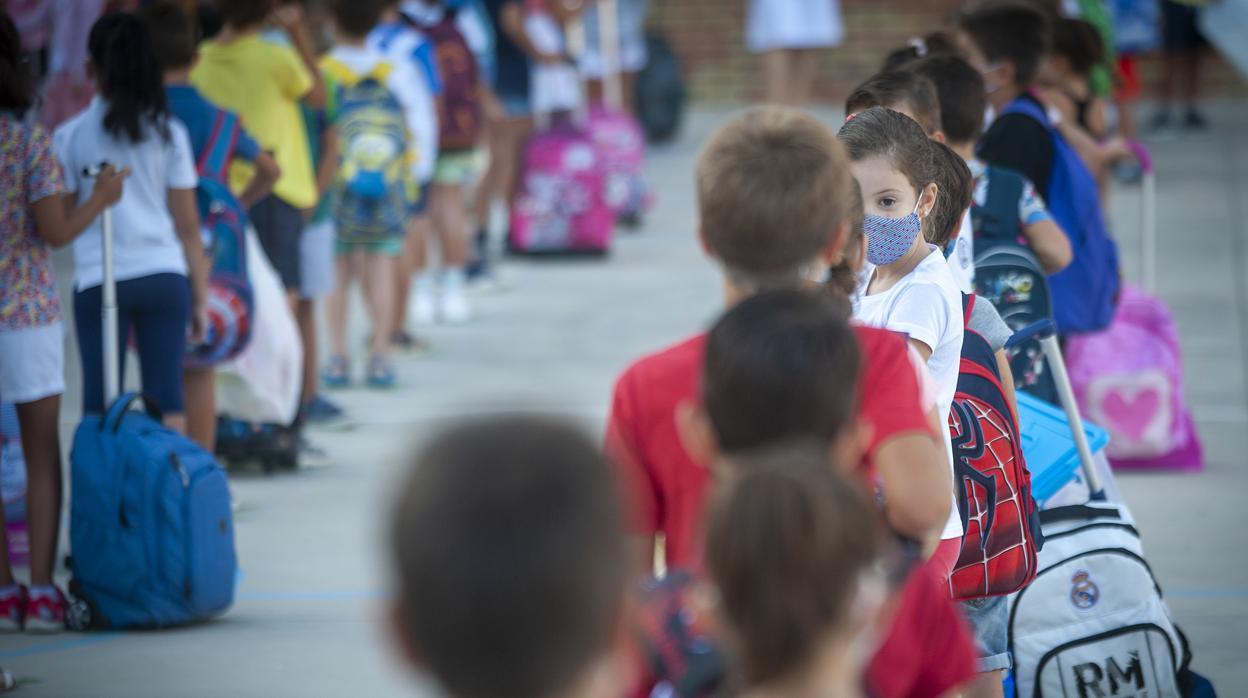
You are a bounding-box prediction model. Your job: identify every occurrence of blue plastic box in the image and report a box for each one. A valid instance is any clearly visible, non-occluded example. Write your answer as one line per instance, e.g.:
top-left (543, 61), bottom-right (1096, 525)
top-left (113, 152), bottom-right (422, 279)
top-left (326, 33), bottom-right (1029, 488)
top-left (1016, 392), bottom-right (1110, 503)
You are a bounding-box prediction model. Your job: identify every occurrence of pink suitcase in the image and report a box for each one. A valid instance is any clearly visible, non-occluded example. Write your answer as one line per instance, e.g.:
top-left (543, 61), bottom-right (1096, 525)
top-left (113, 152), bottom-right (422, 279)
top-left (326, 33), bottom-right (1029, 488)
top-left (1065, 143), bottom-right (1203, 471)
top-left (509, 122), bottom-right (614, 255)
top-left (587, 104), bottom-right (650, 225)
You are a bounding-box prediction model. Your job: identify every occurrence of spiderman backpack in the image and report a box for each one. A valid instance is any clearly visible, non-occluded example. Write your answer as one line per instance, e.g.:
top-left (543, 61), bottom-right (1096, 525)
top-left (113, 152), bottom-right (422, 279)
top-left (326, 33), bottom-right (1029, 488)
top-left (947, 293), bottom-right (1042, 600)
top-left (186, 111), bottom-right (254, 369)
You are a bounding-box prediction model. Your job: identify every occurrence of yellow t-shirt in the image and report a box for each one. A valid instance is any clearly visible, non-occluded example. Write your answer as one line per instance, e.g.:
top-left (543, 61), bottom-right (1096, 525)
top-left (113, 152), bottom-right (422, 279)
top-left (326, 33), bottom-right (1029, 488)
top-left (191, 35), bottom-right (317, 209)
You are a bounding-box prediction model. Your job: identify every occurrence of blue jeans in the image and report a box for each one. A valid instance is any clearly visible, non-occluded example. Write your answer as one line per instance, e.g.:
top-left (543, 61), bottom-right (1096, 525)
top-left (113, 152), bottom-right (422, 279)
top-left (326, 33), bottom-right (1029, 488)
top-left (74, 273), bottom-right (190, 414)
top-left (961, 595), bottom-right (1012, 673)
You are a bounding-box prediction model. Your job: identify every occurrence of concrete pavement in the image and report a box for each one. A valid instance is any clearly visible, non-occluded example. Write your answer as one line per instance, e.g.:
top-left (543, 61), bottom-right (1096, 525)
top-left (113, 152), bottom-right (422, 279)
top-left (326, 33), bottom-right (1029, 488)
top-left (1, 101), bottom-right (1245, 696)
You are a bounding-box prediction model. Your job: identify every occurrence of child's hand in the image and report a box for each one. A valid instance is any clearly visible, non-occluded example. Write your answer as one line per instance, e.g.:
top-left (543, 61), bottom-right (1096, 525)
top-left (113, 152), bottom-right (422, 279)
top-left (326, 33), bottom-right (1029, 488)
top-left (189, 302), bottom-right (208, 346)
top-left (89, 165), bottom-right (130, 207)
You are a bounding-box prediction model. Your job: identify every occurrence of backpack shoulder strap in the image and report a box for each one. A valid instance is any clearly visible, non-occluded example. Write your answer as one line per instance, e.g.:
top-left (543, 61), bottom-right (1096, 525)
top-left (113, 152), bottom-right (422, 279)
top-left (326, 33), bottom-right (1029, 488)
top-left (962, 292), bottom-right (975, 330)
top-left (1000, 93), bottom-right (1051, 129)
top-left (197, 110), bottom-right (241, 181)
top-left (978, 166), bottom-right (1025, 241)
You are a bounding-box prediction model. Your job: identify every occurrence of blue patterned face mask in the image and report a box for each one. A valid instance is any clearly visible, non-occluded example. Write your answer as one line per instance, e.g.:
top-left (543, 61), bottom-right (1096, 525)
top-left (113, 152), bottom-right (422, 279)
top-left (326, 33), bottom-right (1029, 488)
top-left (864, 197), bottom-right (923, 266)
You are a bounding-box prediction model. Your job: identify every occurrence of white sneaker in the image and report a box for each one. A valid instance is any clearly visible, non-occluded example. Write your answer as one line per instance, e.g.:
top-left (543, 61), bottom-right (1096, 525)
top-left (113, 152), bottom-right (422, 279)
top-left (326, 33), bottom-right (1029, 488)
top-left (409, 288), bottom-right (437, 326)
top-left (441, 286), bottom-right (472, 325)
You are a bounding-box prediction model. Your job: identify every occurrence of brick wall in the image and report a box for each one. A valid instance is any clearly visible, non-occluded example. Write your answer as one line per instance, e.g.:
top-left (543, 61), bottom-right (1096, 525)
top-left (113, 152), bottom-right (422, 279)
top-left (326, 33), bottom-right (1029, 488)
top-left (649, 0), bottom-right (1245, 105)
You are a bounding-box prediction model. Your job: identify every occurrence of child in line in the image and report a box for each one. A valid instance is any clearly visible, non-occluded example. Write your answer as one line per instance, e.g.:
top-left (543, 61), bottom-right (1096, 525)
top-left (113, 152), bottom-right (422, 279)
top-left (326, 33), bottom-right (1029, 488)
top-left (681, 289), bottom-right (978, 698)
top-left (192, 0), bottom-right (328, 424)
top-left (56, 11), bottom-right (208, 432)
top-left (606, 108), bottom-right (958, 698)
top-left (322, 0), bottom-right (430, 388)
top-left (144, 2), bottom-right (282, 451)
top-left (0, 9), bottom-right (127, 633)
top-left (705, 446), bottom-right (884, 698)
top-left (839, 107), bottom-right (966, 579)
top-left (388, 416), bottom-right (630, 698)
top-left (400, 0), bottom-right (486, 325)
top-left (928, 137), bottom-right (1021, 698)
top-left (906, 54), bottom-right (1072, 275)
top-left (369, 1), bottom-right (445, 334)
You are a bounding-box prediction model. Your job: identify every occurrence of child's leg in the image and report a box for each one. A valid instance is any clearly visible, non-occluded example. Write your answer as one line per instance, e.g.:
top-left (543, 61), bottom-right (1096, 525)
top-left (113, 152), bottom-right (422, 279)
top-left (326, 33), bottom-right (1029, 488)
top-left (393, 214), bottom-right (432, 332)
top-left (762, 49), bottom-right (791, 105)
top-left (15, 395), bottom-right (62, 587)
top-left (790, 48), bottom-right (819, 107)
top-left (296, 298), bottom-right (317, 405)
top-left (72, 283), bottom-right (132, 415)
top-left (130, 274), bottom-right (192, 434)
top-left (364, 253), bottom-right (397, 359)
top-left (327, 253), bottom-right (354, 360)
top-left (473, 110), bottom-right (509, 234)
top-left (182, 366), bottom-right (217, 451)
top-left (501, 115), bottom-right (534, 210)
top-left (433, 182), bottom-right (470, 269)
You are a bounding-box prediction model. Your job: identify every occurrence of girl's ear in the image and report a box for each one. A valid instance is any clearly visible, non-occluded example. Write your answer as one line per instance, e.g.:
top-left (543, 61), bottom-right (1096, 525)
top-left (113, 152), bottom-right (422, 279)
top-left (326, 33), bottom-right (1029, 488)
top-left (918, 182), bottom-right (939, 219)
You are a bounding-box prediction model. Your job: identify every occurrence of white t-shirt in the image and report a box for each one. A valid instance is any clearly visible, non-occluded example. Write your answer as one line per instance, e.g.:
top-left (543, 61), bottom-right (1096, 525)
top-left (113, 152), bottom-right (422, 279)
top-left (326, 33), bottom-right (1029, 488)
top-left (364, 29), bottom-right (440, 181)
top-left (948, 209), bottom-right (975, 294)
top-left (54, 98), bottom-right (197, 291)
top-left (855, 245), bottom-right (965, 540)
top-left (526, 11), bottom-right (583, 115)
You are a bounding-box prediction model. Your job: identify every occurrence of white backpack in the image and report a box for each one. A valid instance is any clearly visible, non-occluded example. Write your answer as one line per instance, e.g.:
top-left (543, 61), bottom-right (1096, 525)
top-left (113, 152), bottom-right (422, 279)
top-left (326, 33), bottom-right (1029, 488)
top-left (1009, 501), bottom-right (1190, 697)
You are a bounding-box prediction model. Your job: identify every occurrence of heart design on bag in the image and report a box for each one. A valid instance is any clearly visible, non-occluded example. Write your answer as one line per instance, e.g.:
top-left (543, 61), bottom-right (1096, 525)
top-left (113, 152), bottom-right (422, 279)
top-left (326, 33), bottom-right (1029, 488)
top-left (1085, 370), bottom-right (1174, 457)
top-left (1103, 388), bottom-right (1161, 441)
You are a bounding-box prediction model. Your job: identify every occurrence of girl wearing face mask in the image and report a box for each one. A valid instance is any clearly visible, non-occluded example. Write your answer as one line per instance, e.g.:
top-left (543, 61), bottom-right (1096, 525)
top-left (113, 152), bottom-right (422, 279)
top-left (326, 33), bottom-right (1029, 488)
top-left (838, 106), bottom-right (966, 580)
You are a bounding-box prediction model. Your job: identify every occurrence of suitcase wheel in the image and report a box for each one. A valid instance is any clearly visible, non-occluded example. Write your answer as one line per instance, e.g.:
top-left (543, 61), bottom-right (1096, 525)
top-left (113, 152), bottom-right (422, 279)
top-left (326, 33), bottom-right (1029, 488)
top-left (66, 595), bottom-right (98, 632)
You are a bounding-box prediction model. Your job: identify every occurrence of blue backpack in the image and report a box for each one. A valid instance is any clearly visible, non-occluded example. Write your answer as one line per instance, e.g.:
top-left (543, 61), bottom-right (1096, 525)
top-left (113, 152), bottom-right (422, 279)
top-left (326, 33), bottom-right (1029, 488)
top-left (1001, 96), bottom-right (1120, 335)
top-left (69, 394), bottom-right (237, 629)
top-left (186, 110), bottom-right (254, 368)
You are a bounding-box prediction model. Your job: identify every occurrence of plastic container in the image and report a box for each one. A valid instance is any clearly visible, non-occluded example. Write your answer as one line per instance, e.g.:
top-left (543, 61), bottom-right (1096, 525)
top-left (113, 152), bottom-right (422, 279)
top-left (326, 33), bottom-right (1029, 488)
top-left (1017, 392), bottom-right (1110, 504)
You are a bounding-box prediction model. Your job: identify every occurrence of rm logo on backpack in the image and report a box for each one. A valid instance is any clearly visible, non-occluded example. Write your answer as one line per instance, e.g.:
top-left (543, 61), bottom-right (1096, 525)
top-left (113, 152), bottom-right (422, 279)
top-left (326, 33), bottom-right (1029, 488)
top-left (1070, 569), bottom-right (1100, 611)
top-left (1065, 651), bottom-right (1149, 697)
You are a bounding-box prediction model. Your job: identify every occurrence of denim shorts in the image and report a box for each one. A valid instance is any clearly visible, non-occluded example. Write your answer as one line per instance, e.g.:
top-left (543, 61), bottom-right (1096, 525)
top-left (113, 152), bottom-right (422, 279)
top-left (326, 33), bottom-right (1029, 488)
top-left (960, 595), bottom-right (1012, 673)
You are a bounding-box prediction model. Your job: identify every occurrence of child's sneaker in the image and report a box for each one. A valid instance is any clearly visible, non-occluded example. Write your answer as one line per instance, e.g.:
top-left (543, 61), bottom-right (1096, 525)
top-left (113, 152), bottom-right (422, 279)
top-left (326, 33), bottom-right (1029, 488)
top-left (410, 276), bottom-right (437, 327)
top-left (366, 356), bottom-right (396, 389)
top-left (440, 268), bottom-right (472, 325)
top-left (322, 356), bottom-right (350, 389)
top-left (0, 585), bottom-right (26, 632)
top-left (24, 586), bottom-right (65, 633)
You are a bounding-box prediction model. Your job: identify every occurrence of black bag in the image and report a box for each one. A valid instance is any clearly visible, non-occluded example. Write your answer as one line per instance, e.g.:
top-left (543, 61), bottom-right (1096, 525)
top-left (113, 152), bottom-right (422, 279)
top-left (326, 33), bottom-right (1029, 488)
top-left (636, 32), bottom-right (685, 144)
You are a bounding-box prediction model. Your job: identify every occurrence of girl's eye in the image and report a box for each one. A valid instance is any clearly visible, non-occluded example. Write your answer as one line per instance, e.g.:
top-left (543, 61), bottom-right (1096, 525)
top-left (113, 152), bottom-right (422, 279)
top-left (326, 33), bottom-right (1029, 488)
top-left (879, 197), bottom-right (897, 208)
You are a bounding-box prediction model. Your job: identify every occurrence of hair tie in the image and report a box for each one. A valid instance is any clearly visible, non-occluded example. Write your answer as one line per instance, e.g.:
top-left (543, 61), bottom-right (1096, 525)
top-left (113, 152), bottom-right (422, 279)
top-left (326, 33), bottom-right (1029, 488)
top-left (908, 37), bottom-right (928, 58)
top-left (845, 111), bottom-right (859, 123)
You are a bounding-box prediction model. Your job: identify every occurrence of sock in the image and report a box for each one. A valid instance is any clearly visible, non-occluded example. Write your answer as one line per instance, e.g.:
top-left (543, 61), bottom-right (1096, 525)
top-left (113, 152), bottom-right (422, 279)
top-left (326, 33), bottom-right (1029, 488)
top-left (0, 584), bottom-right (21, 600)
top-left (29, 585), bottom-right (59, 599)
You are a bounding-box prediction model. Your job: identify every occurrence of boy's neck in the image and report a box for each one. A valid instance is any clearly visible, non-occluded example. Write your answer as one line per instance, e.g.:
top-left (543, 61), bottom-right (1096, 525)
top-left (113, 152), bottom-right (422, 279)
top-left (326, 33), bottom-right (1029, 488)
top-left (163, 68), bottom-right (193, 86)
top-left (988, 83), bottom-right (1025, 113)
top-left (549, 653), bottom-right (627, 698)
top-left (338, 35), bottom-right (369, 48)
top-left (215, 23), bottom-right (262, 43)
top-left (949, 140), bottom-right (977, 162)
top-left (742, 633), bottom-right (862, 698)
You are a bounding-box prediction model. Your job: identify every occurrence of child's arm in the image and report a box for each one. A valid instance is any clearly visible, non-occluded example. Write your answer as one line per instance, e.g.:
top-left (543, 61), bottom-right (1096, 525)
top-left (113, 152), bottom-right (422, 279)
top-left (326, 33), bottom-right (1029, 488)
top-left (498, 1), bottom-right (563, 63)
top-left (876, 431), bottom-right (954, 552)
top-left (996, 350), bottom-right (1019, 420)
top-left (237, 150), bottom-right (280, 209)
top-left (168, 187), bottom-right (210, 344)
top-left (32, 166), bottom-right (129, 249)
top-left (1022, 218), bottom-right (1072, 273)
top-left (316, 126), bottom-right (340, 200)
top-left (273, 4), bottom-right (327, 109)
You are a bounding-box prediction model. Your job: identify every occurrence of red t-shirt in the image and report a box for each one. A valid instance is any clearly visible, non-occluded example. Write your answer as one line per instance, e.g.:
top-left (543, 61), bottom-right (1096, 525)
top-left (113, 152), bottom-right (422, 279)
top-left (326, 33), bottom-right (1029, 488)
top-left (604, 325), bottom-right (933, 569)
top-left (867, 561), bottom-right (978, 698)
top-left (606, 326), bottom-right (973, 698)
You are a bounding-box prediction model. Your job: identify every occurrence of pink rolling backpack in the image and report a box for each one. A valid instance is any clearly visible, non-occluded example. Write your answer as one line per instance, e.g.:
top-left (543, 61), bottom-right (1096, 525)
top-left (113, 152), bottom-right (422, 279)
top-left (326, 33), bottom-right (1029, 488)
top-left (587, 104), bottom-right (650, 225)
top-left (1065, 143), bottom-right (1202, 471)
top-left (509, 122), bottom-right (613, 254)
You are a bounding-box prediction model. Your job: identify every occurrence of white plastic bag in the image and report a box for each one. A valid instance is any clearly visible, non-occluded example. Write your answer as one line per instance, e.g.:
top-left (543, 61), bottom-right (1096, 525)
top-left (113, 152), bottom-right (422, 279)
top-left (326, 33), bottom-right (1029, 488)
top-left (215, 227), bottom-right (303, 425)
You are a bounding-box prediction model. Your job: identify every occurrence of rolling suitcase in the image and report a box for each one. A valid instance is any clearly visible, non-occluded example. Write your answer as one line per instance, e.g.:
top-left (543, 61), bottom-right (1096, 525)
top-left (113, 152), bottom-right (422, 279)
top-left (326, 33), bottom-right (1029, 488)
top-left (67, 172), bottom-right (237, 629)
top-left (1065, 142), bottom-right (1203, 471)
top-left (1004, 318), bottom-right (1213, 697)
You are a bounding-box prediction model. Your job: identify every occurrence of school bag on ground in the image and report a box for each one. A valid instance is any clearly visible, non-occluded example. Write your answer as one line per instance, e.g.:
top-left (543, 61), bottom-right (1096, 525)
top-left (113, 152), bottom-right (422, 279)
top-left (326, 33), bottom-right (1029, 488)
top-left (186, 110), bottom-right (254, 369)
top-left (1066, 143), bottom-right (1203, 472)
top-left (1009, 502), bottom-right (1194, 698)
top-left (584, 0), bottom-right (651, 227)
top-left (403, 7), bottom-right (483, 152)
top-left (509, 119), bottom-right (613, 255)
top-left (635, 32), bottom-right (685, 144)
top-left (1001, 96), bottom-right (1120, 336)
top-left (321, 58), bottom-right (412, 245)
top-left (948, 294), bottom-right (1041, 601)
top-left (68, 195), bottom-right (236, 630)
top-left (972, 166), bottom-right (1058, 404)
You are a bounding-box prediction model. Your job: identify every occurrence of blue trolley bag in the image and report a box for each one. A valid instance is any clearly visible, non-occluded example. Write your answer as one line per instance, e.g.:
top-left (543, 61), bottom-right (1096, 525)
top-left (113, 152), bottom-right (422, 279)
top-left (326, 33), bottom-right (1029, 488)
top-left (67, 184), bottom-right (237, 630)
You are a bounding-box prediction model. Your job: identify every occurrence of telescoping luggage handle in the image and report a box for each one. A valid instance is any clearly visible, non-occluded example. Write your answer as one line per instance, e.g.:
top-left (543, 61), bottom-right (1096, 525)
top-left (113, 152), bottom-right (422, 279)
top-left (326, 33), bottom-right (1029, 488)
top-left (1006, 319), bottom-right (1106, 500)
top-left (83, 163), bottom-right (120, 407)
top-left (1125, 140), bottom-right (1156, 294)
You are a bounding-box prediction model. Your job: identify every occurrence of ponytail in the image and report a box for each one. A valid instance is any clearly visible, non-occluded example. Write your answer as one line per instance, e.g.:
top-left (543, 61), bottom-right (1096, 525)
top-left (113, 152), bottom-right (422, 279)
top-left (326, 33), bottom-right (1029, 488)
top-left (704, 446), bottom-right (881, 687)
top-left (0, 11), bottom-right (36, 114)
top-left (88, 13), bottom-right (171, 144)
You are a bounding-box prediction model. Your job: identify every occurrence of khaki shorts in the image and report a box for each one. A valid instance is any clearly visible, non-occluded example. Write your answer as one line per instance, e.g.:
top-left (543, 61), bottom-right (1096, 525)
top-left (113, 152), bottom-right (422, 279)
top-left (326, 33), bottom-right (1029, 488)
top-left (433, 149), bottom-right (483, 186)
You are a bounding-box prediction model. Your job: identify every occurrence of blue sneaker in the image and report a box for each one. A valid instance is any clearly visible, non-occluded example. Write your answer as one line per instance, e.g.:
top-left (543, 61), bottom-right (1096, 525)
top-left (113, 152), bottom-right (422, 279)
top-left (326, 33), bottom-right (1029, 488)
top-left (322, 356), bottom-right (349, 389)
top-left (366, 356), bottom-right (396, 389)
top-left (304, 394), bottom-right (344, 423)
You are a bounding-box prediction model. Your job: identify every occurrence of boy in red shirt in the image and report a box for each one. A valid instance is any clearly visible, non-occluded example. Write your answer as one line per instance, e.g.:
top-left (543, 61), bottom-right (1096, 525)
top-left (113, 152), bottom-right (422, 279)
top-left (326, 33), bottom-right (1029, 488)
top-left (606, 107), bottom-right (970, 698)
